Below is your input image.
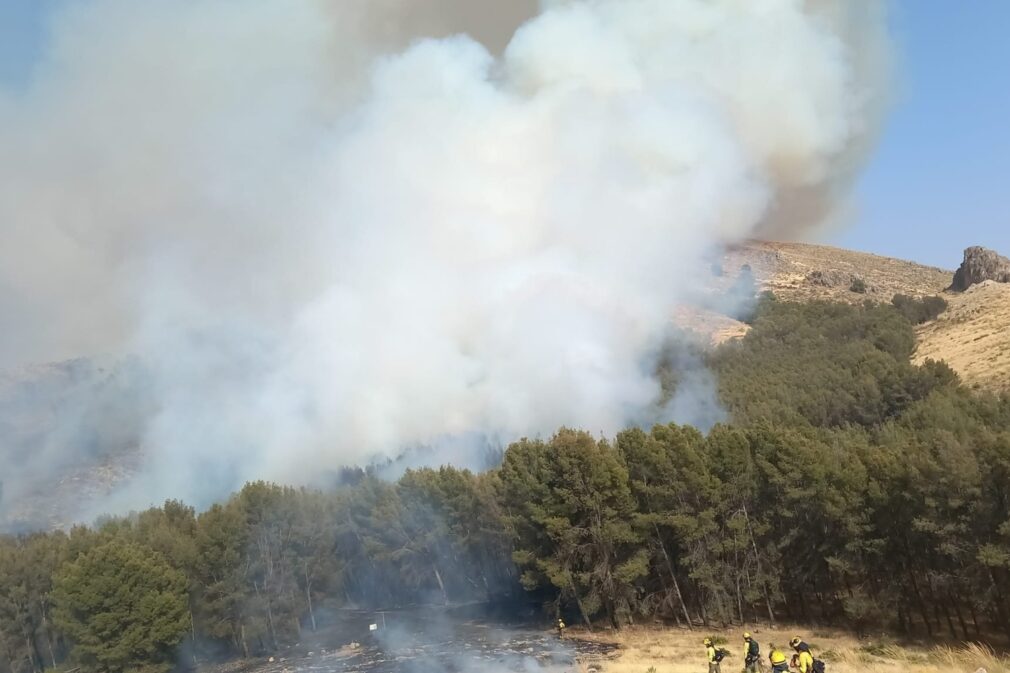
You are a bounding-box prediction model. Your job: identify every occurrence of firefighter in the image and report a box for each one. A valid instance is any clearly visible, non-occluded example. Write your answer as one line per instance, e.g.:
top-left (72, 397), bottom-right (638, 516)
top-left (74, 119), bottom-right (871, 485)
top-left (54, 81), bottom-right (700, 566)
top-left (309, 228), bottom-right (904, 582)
top-left (790, 637), bottom-right (814, 673)
top-left (768, 644), bottom-right (789, 673)
top-left (704, 637), bottom-right (721, 673)
top-left (556, 618), bottom-right (566, 639)
top-left (743, 632), bottom-right (760, 673)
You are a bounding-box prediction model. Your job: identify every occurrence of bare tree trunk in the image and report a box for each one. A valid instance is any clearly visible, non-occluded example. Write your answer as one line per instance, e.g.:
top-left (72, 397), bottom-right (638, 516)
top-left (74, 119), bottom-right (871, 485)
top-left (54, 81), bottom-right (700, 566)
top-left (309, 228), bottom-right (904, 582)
top-left (240, 623), bottom-right (250, 658)
top-left (23, 634), bottom-right (35, 673)
top-left (40, 603), bottom-right (57, 669)
top-left (668, 591), bottom-right (683, 626)
top-left (569, 578), bottom-right (593, 629)
top-left (735, 571), bottom-right (744, 624)
top-left (306, 586), bottom-right (317, 632)
top-left (742, 504), bottom-right (776, 625)
top-left (433, 566), bottom-right (448, 606)
top-left (190, 606), bottom-right (198, 665)
top-left (20, 618), bottom-right (39, 673)
top-left (906, 569), bottom-right (933, 637)
top-left (653, 525), bottom-right (693, 629)
top-left (304, 563), bottom-right (317, 632)
top-left (948, 592), bottom-right (969, 641)
top-left (988, 569), bottom-right (1010, 641)
top-left (254, 581), bottom-right (279, 651)
top-left (968, 601), bottom-right (982, 639)
top-left (924, 577), bottom-right (953, 637)
top-left (266, 600), bottom-right (278, 650)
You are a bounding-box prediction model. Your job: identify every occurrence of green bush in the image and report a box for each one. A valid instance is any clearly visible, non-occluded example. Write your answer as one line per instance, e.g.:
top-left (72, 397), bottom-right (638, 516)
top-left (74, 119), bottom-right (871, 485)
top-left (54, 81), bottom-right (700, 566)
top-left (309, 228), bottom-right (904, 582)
top-left (710, 297), bottom-right (947, 427)
top-left (891, 293), bottom-right (948, 324)
top-left (53, 541), bottom-right (188, 673)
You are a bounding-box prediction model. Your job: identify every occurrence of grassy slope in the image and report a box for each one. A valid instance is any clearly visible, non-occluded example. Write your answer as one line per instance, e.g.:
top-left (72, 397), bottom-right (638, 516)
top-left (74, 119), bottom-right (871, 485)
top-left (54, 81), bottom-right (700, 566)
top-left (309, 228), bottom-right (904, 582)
top-left (732, 240), bottom-right (952, 303)
top-left (915, 280), bottom-right (1010, 392)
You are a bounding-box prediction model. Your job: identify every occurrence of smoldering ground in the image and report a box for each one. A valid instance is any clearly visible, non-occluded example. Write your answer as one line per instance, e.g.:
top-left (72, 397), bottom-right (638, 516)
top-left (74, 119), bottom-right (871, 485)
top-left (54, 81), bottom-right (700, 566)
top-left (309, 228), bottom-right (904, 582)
top-left (0, 0), bottom-right (892, 521)
top-left (189, 611), bottom-right (613, 673)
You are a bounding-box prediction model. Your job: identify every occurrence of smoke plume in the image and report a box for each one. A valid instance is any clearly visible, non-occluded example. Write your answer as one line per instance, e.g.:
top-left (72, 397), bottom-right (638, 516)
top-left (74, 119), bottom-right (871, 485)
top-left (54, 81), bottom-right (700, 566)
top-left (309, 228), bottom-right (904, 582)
top-left (0, 0), bottom-right (891, 517)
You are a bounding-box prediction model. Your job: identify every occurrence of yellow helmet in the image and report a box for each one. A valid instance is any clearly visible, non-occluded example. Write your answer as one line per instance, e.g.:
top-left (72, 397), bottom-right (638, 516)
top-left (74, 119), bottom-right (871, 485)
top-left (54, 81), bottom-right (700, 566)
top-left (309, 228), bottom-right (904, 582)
top-left (704, 637), bottom-right (713, 646)
top-left (790, 636), bottom-right (802, 648)
top-left (743, 632), bottom-right (751, 640)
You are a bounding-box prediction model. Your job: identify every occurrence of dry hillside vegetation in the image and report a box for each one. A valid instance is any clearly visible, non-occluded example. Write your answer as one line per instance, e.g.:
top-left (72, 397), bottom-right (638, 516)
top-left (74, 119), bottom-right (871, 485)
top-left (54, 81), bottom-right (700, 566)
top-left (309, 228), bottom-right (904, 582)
top-left (670, 305), bottom-right (750, 344)
top-left (675, 241), bottom-right (954, 346)
top-left (684, 240), bottom-right (1010, 391)
top-left (574, 627), bottom-right (1010, 673)
top-left (726, 240), bottom-right (952, 303)
top-left (916, 280), bottom-right (1010, 392)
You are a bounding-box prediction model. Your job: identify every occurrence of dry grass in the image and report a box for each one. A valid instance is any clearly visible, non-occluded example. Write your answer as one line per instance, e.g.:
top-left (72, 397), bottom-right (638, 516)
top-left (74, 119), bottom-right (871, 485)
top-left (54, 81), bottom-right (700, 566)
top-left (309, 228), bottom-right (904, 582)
top-left (670, 305), bottom-right (750, 346)
top-left (677, 240), bottom-right (957, 349)
top-left (915, 281), bottom-right (1010, 392)
top-left (724, 241), bottom-right (952, 305)
top-left (572, 625), bottom-right (1010, 673)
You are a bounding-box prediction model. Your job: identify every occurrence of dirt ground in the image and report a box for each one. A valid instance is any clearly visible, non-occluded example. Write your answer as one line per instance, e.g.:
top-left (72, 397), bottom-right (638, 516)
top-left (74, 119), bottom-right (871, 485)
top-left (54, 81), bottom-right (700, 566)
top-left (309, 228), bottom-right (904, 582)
top-left (572, 625), bottom-right (1010, 673)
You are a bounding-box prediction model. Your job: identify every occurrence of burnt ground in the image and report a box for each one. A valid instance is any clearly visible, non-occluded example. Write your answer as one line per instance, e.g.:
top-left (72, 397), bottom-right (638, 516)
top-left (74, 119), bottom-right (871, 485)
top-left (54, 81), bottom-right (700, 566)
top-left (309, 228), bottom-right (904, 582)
top-left (199, 612), bottom-right (617, 673)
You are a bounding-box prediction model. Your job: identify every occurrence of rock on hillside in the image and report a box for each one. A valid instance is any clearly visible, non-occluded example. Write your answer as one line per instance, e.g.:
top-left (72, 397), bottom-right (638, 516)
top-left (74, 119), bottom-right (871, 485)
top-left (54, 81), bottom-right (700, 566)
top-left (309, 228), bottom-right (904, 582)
top-left (950, 246), bottom-right (1010, 291)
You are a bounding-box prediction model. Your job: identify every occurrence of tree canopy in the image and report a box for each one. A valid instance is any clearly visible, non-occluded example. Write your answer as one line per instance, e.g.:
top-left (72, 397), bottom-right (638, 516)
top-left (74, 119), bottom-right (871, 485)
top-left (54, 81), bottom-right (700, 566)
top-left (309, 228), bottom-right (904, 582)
top-left (1, 297), bottom-right (1009, 673)
top-left (52, 541), bottom-right (188, 673)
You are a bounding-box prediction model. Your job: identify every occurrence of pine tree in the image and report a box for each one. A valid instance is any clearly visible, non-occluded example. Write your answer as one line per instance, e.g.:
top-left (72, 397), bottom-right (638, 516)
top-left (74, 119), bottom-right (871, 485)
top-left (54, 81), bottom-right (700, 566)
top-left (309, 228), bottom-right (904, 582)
top-left (53, 541), bottom-right (188, 673)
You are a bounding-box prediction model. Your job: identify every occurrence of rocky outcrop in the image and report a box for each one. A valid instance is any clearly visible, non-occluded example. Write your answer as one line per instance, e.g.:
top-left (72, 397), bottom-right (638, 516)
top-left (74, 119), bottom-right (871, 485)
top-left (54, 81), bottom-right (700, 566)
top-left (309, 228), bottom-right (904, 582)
top-left (951, 246), bottom-right (1010, 291)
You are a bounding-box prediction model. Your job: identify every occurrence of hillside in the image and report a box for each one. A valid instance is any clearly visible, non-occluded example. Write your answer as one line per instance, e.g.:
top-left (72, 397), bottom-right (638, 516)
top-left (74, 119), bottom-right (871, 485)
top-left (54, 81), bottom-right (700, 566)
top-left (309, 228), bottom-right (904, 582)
top-left (916, 280), bottom-right (1010, 392)
top-left (726, 240), bottom-right (952, 303)
top-left (0, 359), bottom-right (144, 531)
top-left (3, 240), bottom-right (1009, 532)
top-left (674, 240), bottom-right (953, 345)
top-left (677, 240), bottom-right (1010, 392)
top-left (5, 299), bottom-right (1010, 672)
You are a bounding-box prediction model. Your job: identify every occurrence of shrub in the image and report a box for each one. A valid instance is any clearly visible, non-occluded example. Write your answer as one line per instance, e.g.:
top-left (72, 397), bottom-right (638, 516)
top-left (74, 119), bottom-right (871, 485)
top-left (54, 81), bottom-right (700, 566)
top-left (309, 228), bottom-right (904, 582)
top-left (891, 293), bottom-right (948, 324)
top-left (850, 277), bottom-right (867, 293)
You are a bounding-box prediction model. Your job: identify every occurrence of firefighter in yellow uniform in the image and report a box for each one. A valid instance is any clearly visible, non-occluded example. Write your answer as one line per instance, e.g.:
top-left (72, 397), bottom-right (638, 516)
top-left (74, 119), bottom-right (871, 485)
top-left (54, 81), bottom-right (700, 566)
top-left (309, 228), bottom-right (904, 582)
top-left (768, 644), bottom-right (789, 673)
top-left (742, 632), bottom-right (760, 673)
top-left (791, 637), bottom-right (814, 673)
top-left (556, 618), bottom-right (566, 639)
top-left (704, 637), bottom-right (720, 673)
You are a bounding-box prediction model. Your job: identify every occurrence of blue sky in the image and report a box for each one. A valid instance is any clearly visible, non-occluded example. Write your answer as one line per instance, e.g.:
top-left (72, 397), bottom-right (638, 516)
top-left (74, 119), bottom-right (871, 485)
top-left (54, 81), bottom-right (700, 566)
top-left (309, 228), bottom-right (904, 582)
top-left (1, 1), bottom-right (1007, 270)
top-left (0, 1), bottom-right (51, 89)
top-left (835, 1), bottom-right (1010, 268)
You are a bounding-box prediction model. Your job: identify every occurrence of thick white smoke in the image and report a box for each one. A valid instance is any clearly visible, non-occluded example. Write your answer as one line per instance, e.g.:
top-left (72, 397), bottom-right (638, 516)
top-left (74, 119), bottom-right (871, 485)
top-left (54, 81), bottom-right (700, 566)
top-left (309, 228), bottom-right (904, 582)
top-left (0, 0), bottom-right (891, 515)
